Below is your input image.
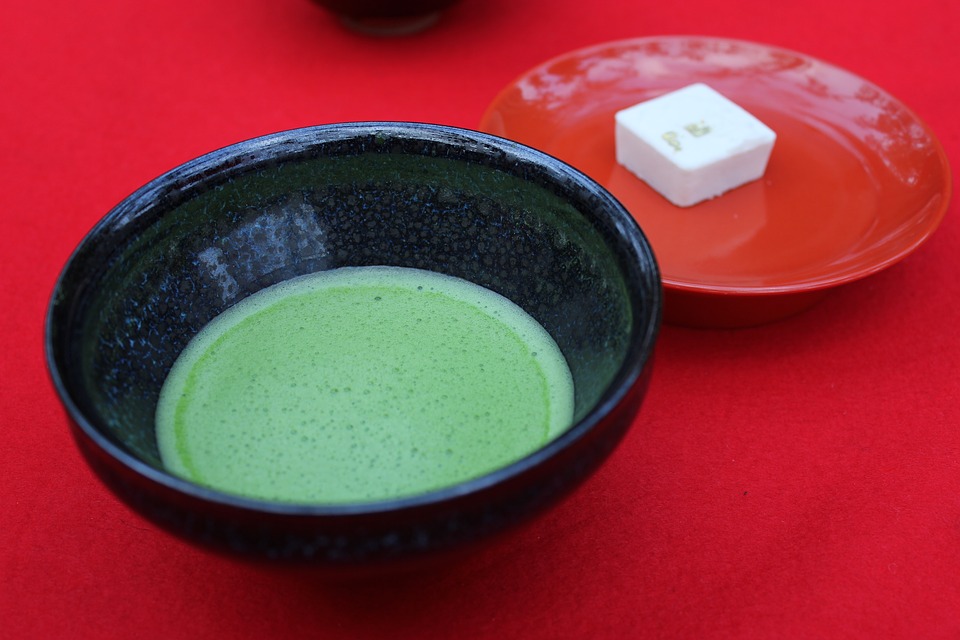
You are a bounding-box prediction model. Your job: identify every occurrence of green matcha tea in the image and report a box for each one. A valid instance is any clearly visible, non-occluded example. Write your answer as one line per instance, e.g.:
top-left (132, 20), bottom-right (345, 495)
top-left (156, 266), bottom-right (574, 504)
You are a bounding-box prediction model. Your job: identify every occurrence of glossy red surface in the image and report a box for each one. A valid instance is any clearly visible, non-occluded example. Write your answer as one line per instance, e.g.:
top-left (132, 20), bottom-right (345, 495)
top-left (480, 36), bottom-right (952, 326)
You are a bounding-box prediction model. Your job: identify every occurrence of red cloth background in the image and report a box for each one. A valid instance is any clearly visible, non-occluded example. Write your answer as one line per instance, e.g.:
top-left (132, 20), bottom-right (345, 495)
top-left (2, 0), bottom-right (958, 638)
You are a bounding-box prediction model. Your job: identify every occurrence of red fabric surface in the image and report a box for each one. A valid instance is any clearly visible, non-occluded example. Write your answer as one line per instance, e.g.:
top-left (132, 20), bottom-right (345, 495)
top-left (2, 0), bottom-right (959, 638)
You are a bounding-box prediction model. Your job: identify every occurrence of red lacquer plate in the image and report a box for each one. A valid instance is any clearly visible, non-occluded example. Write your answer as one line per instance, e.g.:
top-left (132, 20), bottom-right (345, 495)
top-left (479, 36), bottom-right (951, 327)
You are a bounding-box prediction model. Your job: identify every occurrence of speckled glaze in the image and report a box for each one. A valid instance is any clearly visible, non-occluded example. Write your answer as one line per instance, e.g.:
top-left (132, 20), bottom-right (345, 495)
top-left (46, 122), bottom-right (661, 571)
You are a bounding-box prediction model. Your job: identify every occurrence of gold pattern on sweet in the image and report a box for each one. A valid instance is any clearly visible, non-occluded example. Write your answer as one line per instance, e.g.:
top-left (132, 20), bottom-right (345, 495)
top-left (684, 121), bottom-right (711, 137)
top-left (662, 131), bottom-right (682, 152)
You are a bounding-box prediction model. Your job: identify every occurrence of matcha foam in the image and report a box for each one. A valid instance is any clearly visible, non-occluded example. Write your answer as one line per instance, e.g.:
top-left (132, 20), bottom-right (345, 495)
top-left (156, 266), bottom-right (574, 504)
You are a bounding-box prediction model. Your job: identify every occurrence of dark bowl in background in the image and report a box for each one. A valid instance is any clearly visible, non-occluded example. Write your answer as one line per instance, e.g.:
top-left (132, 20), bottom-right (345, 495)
top-left (309, 0), bottom-right (463, 35)
top-left (45, 122), bottom-right (661, 573)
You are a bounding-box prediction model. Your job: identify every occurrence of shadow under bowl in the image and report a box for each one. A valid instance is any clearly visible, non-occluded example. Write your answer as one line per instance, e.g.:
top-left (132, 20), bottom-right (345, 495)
top-left (46, 122), bottom-right (661, 572)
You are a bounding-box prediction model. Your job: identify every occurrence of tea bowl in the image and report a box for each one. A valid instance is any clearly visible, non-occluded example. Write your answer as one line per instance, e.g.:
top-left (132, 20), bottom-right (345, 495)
top-left (46, 122), bottom-right (661, 573)
top-left (309, 0), bottom-right (463, 35)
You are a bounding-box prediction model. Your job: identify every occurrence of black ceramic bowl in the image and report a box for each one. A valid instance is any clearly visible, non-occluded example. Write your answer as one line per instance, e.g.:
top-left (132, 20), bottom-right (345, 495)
top-left (46, 122), bottom-right (661, 571)
top-left (310, 0), bottom-right (463, 35)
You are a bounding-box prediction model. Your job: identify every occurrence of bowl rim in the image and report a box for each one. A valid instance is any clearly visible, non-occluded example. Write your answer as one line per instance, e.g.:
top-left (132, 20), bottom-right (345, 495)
top-left (45, 121), bottom-right (662, 518)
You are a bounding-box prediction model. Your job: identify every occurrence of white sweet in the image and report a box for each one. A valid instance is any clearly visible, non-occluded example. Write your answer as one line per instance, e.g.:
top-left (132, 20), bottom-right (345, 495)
top-left (614, 83), bottom-right (776, 207)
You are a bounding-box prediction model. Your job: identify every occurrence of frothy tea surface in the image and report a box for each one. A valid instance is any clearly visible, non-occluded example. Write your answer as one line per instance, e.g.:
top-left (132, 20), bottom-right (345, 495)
top-left (156, 266), bottom-right (574, 504)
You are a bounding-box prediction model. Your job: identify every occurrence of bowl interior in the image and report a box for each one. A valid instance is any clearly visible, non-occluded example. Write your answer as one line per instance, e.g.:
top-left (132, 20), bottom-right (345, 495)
top-left (49, 124), bottom-right (656, 489)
